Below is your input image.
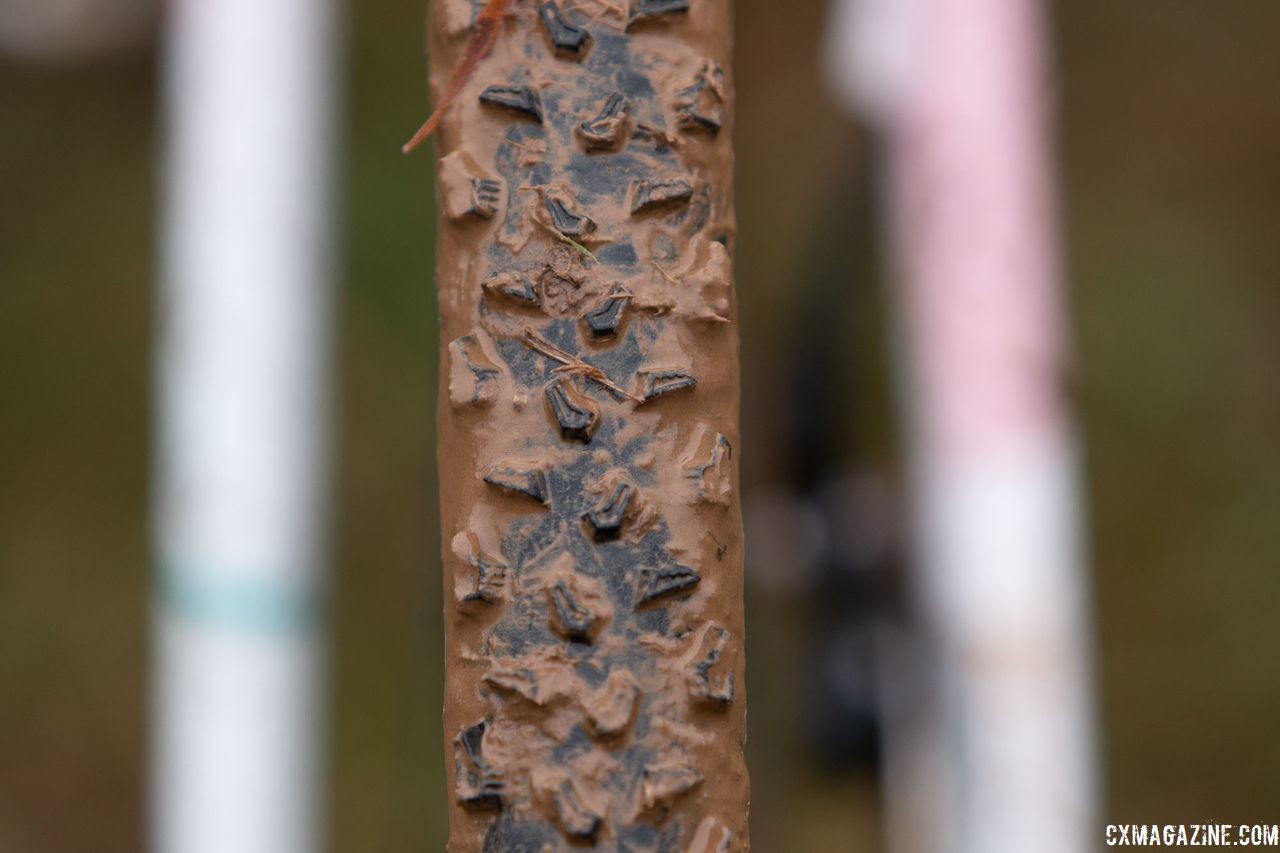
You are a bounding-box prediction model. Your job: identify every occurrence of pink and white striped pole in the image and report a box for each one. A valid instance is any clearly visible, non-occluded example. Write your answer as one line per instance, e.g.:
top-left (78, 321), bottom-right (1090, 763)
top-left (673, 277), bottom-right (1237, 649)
top-left (829, 1), bottom-right (1100, 850)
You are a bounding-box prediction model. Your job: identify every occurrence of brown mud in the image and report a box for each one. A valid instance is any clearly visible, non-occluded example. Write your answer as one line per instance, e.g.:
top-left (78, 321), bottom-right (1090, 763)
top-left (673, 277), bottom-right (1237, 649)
top-left (428, 0), bottom-right (747, 849)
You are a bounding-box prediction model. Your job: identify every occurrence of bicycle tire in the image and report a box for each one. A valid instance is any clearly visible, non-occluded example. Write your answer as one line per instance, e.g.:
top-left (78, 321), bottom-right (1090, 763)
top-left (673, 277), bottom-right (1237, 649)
top-left (425, 1), bottom-right (747, 849)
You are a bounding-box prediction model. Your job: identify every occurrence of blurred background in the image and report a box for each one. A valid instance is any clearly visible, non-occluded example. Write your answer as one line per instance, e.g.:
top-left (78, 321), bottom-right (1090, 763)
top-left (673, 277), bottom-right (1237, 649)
top-left (2, 0), bottom-right (1278, 850)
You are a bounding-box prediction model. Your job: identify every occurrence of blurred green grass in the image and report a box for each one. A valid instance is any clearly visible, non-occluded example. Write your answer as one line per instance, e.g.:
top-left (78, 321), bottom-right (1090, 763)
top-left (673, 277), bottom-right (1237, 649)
top-left (1056, 0), bottom-right (1280, 819)
top-left (0, 0), bottom-right (1277, 849)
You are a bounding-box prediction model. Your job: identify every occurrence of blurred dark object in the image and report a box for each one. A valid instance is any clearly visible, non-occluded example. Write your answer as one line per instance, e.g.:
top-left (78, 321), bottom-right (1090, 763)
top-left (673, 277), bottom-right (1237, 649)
top-left (805, 471), bottom-right (901, 773)
top-left (793, 171), bottom-right (902, 774)
top-left (746, 163), bottom-right (905, 773)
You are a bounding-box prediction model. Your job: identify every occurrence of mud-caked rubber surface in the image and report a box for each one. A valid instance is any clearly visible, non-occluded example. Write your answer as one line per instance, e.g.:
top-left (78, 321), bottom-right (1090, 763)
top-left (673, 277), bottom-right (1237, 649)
top-left (428, 1), bottom-right (747, 849)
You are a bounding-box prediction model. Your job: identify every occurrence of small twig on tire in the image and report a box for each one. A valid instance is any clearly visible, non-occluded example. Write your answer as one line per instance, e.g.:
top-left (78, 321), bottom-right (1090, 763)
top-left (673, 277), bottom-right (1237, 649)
top-left (566, 0), bottom-right (627, 27)
top-left (402, 0), bottom-right (513, 153)
top-left (636, 123), bottom-right (681, 148)
top-left (653, 262), bottom-right (680, 286)
top-left (548, 228), bottom-right (600, 265)
top-left (522, 329), bottom-right (642, 402)
top-left (518, 186), bottom-right (603, 264)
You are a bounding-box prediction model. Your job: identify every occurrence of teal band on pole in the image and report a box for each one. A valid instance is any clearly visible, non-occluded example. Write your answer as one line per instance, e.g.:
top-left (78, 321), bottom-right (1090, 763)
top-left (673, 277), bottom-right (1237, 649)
top-left (159, 567), bottom-right (320, 636)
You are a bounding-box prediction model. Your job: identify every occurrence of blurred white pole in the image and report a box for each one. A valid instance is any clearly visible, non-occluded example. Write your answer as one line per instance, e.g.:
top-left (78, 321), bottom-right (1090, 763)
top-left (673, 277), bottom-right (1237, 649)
top-left (153, 1), bottom-right (338, 852)
top-left (827, 1), bottom-right (1098, 851)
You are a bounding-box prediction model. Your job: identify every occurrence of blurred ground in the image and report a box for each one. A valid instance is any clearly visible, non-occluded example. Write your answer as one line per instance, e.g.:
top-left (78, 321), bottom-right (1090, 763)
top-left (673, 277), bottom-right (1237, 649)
top-left (1057, 0), bottom-right (1280, 820)
top-left (0, 0), bottom-right (1277, 849)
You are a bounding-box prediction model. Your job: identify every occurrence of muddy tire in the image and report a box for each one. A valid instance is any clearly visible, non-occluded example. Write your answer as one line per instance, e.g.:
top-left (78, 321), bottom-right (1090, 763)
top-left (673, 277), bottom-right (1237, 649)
top-left (426, 1), bottom-right (747, 849)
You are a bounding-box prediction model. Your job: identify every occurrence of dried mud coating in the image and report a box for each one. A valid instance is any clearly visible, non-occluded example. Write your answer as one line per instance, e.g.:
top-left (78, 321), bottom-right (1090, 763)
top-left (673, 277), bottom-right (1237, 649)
top-left (429, 0), bottom-right (746, 849)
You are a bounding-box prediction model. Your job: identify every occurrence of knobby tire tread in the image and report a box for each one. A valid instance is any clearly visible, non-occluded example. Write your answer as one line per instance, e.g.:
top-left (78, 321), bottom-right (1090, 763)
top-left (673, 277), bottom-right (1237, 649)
top-left (428, 1), bottom-right (747, 849)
